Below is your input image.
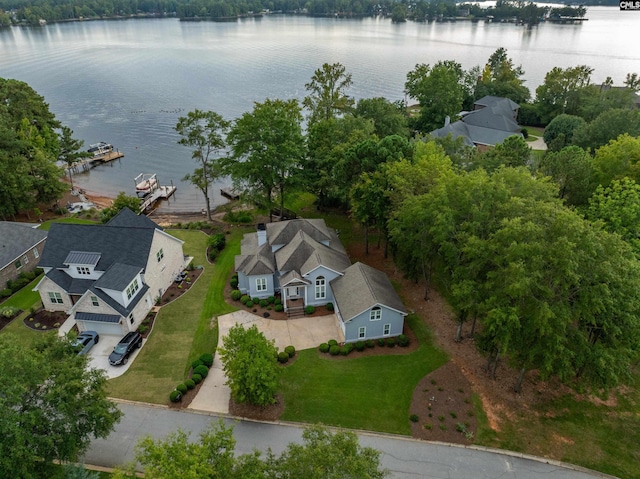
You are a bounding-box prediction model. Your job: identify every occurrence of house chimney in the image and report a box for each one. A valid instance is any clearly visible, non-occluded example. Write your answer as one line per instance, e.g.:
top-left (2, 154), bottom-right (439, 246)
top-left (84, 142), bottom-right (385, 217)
top-left (257, 223), bottom-right (267, 246)
top-left (444, 116), bottom-right (450, 126)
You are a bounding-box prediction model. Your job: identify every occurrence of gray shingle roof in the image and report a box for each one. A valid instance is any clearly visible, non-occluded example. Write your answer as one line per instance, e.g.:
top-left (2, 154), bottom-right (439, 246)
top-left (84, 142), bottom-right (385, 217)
top-left (94, 263), bottom-right (142, 291)
top-left (0, 222), bottom-right (47, 269)
top-left (275, 231), bottom-right (351, 276)
top-left (267, 219), bottom-right (331, 246)
top-left (330, 262), bottom-right (406, 321)
top-left (106, 207), bottom-right (162, 230)
top-left (473, 95), bottom-right (519, 112)
top-left (236, 243), bottom-right (275, 276)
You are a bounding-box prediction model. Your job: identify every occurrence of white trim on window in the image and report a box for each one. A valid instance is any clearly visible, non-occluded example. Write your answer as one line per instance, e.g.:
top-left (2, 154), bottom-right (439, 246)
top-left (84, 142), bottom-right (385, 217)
top-left (33, 248), bottom-right (39, 259)
top-left (126, 278), bottom-right (140, 300)
top-left (358, 326), bottom-right (366, 339)
top-left (256, 277), bottom-right (267, 292)
top-left (77, 266), bottom-right (90, 275)
top-left (91, 295), bottom-right (99, 307)
top-left (156, 248), bottom-right (164, 262)
top-left (23, 255), bottom-right (29, 265)
top-left (370, 306), bottom-right (381, 321)
top-left (48, 292), bottom-right (63, 304)
top-left (14, 259), bottom-right (22, 269)
top-left (383, 323), bottom-right (391, 336)
top-left (315, 276), bottom-right (326, 299)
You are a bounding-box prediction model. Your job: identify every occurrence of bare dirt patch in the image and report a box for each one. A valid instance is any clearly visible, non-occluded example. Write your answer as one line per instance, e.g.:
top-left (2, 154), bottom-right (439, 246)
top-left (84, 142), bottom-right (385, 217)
top-left (158, 268), bottom-right (203, 306)
top-left (23, 309), bottom-right (66, 331)
top-left (229, 393), bottom-right (285, 421)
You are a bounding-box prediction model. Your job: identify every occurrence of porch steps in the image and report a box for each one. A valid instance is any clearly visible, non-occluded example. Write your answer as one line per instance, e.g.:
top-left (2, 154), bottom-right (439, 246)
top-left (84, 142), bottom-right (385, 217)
top-left (287, 306), bottom-right (305, 319)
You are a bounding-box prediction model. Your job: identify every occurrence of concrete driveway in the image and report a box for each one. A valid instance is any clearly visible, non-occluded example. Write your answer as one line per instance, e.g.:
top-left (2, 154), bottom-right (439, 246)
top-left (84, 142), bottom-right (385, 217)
top-left (188, 311), bottom-right (344, 414)
top-left (86, 334), bottom-right (145, 379)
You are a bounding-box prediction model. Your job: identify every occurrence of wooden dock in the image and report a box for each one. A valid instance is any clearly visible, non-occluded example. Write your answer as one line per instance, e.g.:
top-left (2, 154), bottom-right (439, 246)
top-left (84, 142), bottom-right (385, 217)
top-left (70, 149), bottom-right (125, 173)
top-left (220, 185), bottom-right (240, 200)
top-left (140, 185), bottom-right (177, 213)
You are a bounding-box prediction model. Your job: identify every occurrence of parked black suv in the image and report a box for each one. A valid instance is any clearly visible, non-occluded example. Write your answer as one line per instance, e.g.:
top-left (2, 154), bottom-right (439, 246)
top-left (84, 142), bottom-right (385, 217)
top-left (108, 331), bottom-right (142, 366)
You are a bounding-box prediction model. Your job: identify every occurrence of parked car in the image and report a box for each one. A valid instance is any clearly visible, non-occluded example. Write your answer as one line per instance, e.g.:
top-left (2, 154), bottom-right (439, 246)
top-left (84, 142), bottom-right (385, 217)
top-left (72, 331), bottom-right (99, 355)
top-left (108, 331), bottom-right (142, 366)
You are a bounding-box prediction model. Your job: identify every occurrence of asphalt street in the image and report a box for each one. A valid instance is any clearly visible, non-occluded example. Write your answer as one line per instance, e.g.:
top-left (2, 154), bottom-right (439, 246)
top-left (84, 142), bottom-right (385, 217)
top-left (83, 403), bottom-right (616, 479)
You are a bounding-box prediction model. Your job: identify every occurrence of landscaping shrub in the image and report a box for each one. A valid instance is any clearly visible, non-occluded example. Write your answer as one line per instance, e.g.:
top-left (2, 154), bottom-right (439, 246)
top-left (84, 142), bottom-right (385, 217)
top-left (386, 338), bottom-right (396, 348)
top-left (377, 338), bottom-right (385, 347)
top-left (208, 249), bottom-right (219, 262)
top-left (230, 278), bottom-right (239, 289)
top-left (208, 233), bottom-right (226, 252)
top-left (319, 343), bottom-right (330, 353)
top-left (410, 414), bottom-right (419, 423)
top-left (274, 304), bottom-right (284, 312)
top-left (223, 210), bottom-right (253, 223)
top-left (240, 294), bottom-right (250, 304)
top-left (0, 288), bottom-right (12, 299)
top-left (252, 297), bottom-right (260, 304)
top-left (245, 300), bottom-right (254, 308)
top-left (169, 390), bottom-right (182, 402)
top-left (199, 353), bottom-right (214, 367)
top-left (328, 339), bottom-right (338, 346)
top-left (230, 290), bottom-right (242, 301)
top-left (284, 345), bottom-right (295, 358)
top-left (326, 302), bottom-right (334, 311)
top-left (397, 334), bottom-right (410, 347)
top-left (305, 305), bottom-right (315, 315)
top-left (185, 379), bottom-right (195, 390)
top-left (355, 340), bottom-right (365, 352)
top-left (365, 339), bottom-right (375, 348)
top-left (268, 295), bottom-right (275, 304)
top-left (191, 373), bottom-right (202, 384)
top-left (0, 306), bottom-right (19, 318)
top-left (277, 351), bottom-right (289, 363)
top-left (274, 298), bottom-right (282, 306)
top-left (259, 299), bottom-right (268, 308)
top-left (191, 359), bottom-right (203, 370)
top-left (340, 344), bottom-right (353, 356)
top-left (193, 365), bottom-right (209, 378)
top-left (329, 345), bottom-right (340, 356)
top-left (176, 383), bottom-right (188, 394)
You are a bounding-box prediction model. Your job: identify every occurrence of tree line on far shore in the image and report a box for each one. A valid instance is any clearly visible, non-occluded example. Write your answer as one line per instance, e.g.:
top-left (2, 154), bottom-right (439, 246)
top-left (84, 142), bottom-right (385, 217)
top-left (1, 0), bottom-right (590, 26)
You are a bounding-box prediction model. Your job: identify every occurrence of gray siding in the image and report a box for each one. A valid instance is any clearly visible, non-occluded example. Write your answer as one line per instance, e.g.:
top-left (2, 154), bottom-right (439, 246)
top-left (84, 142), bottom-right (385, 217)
top-left (303, 266), bottom-right (340, 307)
top-left (343, 304), bottom-right (405, 343)
top-left (246, 273), bottom-right (275, 298)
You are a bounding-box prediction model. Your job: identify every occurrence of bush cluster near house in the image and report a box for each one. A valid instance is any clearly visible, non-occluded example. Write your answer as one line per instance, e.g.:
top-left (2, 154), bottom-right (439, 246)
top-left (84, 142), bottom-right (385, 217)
top-left (278, 345), bottom-right (296, 364)
top-left (318, 335), bottom-right (410, 357)
top-left (169, 352), bottom-right (215, 403)
top-left (207, 232), bottom-right (227, 261)
top-left (1, 268), bottom-right (43, 299)
top-left (231, 285), bottom-right (281, 316)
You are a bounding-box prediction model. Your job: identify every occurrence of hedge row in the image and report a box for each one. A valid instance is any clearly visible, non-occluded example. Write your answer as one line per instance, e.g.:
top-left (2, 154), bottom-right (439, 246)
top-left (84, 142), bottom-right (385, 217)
top-left (318, 334), bottom-right (410, 356)
top-left (169, 352), bottom-right (214, 403)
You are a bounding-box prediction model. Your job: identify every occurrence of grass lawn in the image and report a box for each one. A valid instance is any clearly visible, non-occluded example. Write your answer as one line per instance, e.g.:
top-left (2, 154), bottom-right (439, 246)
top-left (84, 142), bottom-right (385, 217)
top-left (107, 228), bottom-right (245, 403)
top-left (0, 276), bottom-right (51, 347)
top-left (279, 314), bottom-right (448, 435)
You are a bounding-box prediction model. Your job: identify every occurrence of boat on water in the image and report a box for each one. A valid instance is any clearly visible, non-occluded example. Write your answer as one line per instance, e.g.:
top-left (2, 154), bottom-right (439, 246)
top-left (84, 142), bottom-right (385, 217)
top-left (88, 141), bottom-right (114, 156)
top-left (134, 173), bottom-right (158, 196)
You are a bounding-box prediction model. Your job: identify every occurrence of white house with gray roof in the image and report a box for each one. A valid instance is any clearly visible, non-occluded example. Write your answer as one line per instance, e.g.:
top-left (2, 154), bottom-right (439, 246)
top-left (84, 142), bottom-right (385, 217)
top-left (33, 208), bottom-right (185, 336)
top-left (0, 221), bottom-right (47, 289)
top-left (235, 219), bottom-right (407, 342)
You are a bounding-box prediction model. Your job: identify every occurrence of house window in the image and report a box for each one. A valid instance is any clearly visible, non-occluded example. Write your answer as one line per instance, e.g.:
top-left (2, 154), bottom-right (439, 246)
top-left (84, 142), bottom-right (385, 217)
top-left (91, 295), bottom-right (99, 307)
top-left (383, 323), bottom-right (391, 336)
top-left (315, 276), bottom-right (326, 299)
top-left (14, 259), bottom-right (22, 269)
top-left (33, 248), bottom-right (39, 259)
top-left (156, 249), bottom-right (164, 262)
top-left (126, 279), bottom-right (140, 300)
top-left (77, 266), bottom-right (90, 275)
top-left (256, 277), bottom-right (267, 292)
top-left (48, 292), bottom-right (63, 304)
top-left (23, 255), bottom-right (29, 265)
top-left (129, 314), bottom-right (134, 324)
top-left (358, 326), bottom-right (366, 339)
top-left (370, 306), bottom-right (381, 321)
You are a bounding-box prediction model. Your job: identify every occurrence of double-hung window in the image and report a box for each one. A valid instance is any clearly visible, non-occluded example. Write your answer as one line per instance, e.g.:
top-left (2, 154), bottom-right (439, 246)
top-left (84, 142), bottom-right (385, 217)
top-left (315, 276), bottom-right (326, 299)
top-left (256, 278), bottom-right (267, 292)
top-left (156, 249), bottom-right (164, 262)
top-left (370, 306), bottom-right (381, 321)
top-left (126, 279), bottom-right (140, 300)
top-left (91, 295), bottom-right (99, 307)
top-left (48, 292), bottom-right (63, 304)
top-left (358, 327), bottom-right (366, 339)
top-left (383, 323), bottom-right (391, 336)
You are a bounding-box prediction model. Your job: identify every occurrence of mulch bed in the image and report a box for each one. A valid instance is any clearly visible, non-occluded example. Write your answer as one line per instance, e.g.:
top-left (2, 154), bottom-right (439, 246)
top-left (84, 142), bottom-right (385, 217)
top-left (23, 309), bottom-right (66, 331)
top-left (229, 393), bottom-right (285, 421)
top-left (159, 268), bottom-right (203, 305)
top-left (0, 309), bottom-right (23, 331)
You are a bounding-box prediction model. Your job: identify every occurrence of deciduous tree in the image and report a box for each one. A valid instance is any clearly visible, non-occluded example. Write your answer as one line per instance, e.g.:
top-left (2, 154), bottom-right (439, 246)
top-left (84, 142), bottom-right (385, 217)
top-left (538, 145), bottom-right (594, 206)
top-left (303, 63), bottom-right (354, 126)
top-left (0, 334), bottom-right (122, 479)
top-left (58, 125), bottom-right (91, 190)
top-left (99, 192), bottom-right (141, 222)
top-left (175, 109), bottom-right (229, 221)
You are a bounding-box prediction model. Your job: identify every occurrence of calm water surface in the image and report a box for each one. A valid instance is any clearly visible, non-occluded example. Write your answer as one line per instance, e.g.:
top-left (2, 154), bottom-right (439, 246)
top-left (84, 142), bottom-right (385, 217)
top-left (0, 8), bottom-right (637, 212)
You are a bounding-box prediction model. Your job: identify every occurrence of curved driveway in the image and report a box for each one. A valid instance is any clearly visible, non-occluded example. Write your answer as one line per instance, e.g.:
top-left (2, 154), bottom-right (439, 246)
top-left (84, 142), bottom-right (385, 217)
top-left (83, 403), bottom-right (617, 479)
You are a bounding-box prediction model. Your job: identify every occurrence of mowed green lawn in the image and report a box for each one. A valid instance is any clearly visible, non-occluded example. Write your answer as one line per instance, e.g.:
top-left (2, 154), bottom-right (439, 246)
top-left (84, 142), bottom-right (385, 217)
top-left (279, 314), bottom-right (448, 435)
top-left (107, 228), bottom-right (244, 403)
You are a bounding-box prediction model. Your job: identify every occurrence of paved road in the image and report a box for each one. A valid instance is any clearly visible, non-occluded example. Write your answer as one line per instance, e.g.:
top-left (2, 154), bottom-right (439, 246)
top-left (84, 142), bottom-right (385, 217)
top-left (83, 403), bottom-right (616, 479)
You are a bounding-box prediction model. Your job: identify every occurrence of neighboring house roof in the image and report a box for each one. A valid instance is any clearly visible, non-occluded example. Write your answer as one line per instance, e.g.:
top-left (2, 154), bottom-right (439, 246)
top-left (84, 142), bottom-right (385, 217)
top-left (275, 231), bottom-right (351, 276)
top-left (430, 96), bottom-right (522, 147)
top-left (106, 207), bottom-right (162, 230)
top-left (330, 262), bottom-right (407, 321)
top-left (0, 221), bottom-right (47, 269)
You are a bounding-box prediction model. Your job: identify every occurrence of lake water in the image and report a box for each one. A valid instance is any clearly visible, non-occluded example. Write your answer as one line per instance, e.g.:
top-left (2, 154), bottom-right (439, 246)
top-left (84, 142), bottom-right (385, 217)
top-left (0, 8), bottom-right (637, 212)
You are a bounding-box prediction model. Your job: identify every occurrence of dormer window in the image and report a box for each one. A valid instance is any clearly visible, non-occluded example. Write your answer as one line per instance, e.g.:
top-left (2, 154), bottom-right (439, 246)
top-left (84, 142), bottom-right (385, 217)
top-left (126, 279), bottom-right (140, 300)
top-left (77, 266), bottom-right (91, 275)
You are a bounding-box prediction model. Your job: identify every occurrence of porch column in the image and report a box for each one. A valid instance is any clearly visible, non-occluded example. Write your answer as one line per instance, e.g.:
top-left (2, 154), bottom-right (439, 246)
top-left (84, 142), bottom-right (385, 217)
top-left (282, 288), bottom-right (287, 311)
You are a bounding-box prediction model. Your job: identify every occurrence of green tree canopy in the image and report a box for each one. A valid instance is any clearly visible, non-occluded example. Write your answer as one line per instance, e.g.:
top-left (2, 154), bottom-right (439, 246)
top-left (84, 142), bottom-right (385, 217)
top-left (303, 62), bottom-right (354, 126)
top-left (175, 109), bottom-right (229, 221)
top-left (474, 47), bottom-right (530, 104)
top-left (542, 113), bottom-right (586, 151)
top-left (99, 192), bottom-right (141, 222)
top-left (534, 65), bottom-right (593, 124)
top-left (572, 108), bottom-right (640, 152)
top-left (354, 97), bottom-right (409, 138)
top-left (538, 145), bottom-right (594, 206)
top-left (591, 133), bottom-right (640, 188)
top-left (0, 334), bottom-right (122, 478)
top-left (226, 98), bottom-right (305, 221)
top-left (218, 324), bottom-right (279, 406)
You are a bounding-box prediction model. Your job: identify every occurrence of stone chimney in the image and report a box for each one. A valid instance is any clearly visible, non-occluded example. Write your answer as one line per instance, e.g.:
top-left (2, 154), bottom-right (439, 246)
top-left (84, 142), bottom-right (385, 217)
top-left (257, 223), bottom-right (267, 246)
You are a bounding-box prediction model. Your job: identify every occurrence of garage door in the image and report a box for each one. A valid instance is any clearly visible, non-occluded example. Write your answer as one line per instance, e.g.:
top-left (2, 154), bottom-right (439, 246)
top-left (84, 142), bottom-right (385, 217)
top-left (75, 311), bottom-right (124, 336)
